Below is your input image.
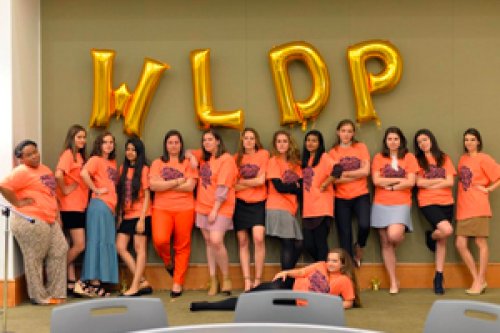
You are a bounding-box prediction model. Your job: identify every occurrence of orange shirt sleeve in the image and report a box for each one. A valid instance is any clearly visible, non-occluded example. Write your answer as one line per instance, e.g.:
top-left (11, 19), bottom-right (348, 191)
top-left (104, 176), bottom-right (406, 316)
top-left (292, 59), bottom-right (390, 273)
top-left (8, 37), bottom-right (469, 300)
top-left (217, 154), bottom-right (237, 187)
top-left (479, 153), bottom-right (500, 184)
top-left (56, 149), bottom-right (72, 175)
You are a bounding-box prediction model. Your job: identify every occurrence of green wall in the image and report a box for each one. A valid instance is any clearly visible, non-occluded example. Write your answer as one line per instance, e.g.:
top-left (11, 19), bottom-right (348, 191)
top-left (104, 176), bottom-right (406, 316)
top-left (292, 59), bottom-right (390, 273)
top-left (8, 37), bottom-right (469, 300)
top-left (41, 0), bottom-right (500, 264)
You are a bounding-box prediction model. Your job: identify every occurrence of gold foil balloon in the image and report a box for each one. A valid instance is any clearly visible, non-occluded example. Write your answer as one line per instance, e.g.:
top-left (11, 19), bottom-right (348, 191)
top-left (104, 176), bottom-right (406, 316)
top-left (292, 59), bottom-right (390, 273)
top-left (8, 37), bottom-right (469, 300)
top-left (190, 49), bottom-right (244, 130)
top-left (90, 49), bottom-right (115, 127)
top-left (122, 59), bottom-right (169, 136)
top-left (269, 41), bottom-right (330, 130)
top-left (89, 49), bottom-right (169, 137)
top-left (347, 40), bottom-right (403, 126)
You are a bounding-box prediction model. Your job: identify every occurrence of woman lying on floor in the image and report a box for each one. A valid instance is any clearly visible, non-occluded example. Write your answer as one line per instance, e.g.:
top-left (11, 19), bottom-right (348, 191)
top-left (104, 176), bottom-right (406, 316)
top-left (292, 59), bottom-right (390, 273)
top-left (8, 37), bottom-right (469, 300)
top-left (190, 248), bottom-right (361, 311)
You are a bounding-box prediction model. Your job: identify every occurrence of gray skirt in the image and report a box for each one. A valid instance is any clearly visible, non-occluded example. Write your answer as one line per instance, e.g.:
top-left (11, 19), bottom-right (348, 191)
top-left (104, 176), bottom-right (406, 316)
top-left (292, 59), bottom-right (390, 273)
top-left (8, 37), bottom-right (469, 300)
top-left (265, 209), bottom-right (303, 240)
top-left (371, 204), bottom-right (413, 232)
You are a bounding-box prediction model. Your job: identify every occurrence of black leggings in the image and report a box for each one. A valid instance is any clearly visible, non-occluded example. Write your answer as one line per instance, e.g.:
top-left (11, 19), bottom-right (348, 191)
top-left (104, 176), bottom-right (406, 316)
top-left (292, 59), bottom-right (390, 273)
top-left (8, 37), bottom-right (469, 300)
top-left (190, 280), bottom-right (288, 311)
top-left (280, 238), bottom-right (302, 288)
top-left (334, 194), bottom-right (371, 259)
top-left (302, 216), bottom-right (331, 261)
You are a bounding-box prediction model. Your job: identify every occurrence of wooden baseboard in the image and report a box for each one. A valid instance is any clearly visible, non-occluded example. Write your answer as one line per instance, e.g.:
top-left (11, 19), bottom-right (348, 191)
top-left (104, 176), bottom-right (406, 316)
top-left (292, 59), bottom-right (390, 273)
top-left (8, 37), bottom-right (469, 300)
top-left (0, 275), bottom-right (27, 307)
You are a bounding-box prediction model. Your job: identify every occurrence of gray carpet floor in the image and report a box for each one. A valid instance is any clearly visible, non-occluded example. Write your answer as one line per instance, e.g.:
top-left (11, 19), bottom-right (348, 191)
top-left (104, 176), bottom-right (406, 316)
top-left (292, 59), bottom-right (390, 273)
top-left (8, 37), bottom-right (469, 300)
top-left (3, 288), bottom-right (500, 332)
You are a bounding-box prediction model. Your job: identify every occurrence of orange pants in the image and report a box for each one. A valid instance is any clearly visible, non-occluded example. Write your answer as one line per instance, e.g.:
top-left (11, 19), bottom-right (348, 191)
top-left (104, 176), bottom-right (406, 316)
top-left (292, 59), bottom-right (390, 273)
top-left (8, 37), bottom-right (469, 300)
top-left (152, 208), bottom-right (194, 285)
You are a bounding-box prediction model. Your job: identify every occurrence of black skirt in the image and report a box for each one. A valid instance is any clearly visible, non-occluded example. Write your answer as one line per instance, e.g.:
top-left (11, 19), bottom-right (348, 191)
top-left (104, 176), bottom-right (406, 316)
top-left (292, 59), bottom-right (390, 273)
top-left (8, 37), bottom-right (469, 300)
top-left (233, 199), bottom-right (266, 231)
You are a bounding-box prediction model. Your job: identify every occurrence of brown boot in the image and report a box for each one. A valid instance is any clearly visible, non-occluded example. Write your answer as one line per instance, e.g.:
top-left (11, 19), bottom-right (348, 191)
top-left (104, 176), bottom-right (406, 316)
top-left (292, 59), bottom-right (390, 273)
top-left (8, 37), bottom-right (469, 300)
top-left (221, 276), bottom-right (232, 296)
top-left (207, 276), bottom-right (219, 296)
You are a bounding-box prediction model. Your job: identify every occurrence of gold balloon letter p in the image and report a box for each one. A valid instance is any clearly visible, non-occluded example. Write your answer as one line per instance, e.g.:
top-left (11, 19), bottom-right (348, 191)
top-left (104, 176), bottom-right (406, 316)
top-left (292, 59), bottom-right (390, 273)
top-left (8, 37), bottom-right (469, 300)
top-left (347, 40), bottom-right (402, 126)
top-left (190, 49), bottom-right (244, 130)
top-left (90, 49), bottom-right (169, 137)
top-left (269, 41), bottom-right (330, 130)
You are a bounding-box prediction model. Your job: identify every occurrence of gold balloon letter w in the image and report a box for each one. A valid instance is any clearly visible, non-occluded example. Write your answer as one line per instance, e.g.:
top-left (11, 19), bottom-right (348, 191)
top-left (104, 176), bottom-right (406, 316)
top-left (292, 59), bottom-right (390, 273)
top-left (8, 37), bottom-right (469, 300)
top-left (89, 49), bottom-right (169, 137)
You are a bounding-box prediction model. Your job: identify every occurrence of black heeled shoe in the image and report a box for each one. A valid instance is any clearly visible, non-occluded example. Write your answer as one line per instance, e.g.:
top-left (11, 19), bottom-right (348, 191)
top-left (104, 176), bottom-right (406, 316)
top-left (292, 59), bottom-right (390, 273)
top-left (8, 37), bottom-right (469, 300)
top-left (170, 290), bottom-right (183, 298)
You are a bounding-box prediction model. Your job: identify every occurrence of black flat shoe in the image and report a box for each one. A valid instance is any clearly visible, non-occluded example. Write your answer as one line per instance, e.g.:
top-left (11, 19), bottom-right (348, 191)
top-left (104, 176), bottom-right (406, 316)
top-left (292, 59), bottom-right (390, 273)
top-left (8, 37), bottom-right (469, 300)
top-left (119, 290), bottom-right (142, 297)
top-left (170, 290), bottom-right (183, 298)
top-left (139, 286), bottom-right (153, 295)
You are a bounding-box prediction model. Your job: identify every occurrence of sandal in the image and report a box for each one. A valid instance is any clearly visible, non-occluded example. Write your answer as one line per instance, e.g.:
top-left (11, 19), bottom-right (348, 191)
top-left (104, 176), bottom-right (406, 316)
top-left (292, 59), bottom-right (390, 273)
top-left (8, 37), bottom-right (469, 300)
top-left (73, 280), bottom-right (94, 298)
top-left (88, 283), bottom-right (111, 298)
top-left (253, 277), bottom-right (262, 289)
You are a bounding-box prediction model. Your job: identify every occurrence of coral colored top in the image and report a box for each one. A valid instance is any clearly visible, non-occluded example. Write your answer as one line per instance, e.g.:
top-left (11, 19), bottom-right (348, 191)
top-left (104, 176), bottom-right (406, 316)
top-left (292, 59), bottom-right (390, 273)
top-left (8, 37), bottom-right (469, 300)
top-left (235, 149), bottom-right (269, 203)
top-left (329, 143), bottom-right (370, 199)
top-left (196, 153), bottom-right (237, 218)
top-left (56, 149), bottom-right (89, 212)
top-left (293, 262), bottom-right (355, 302)
top-left (456, 153), bottom-right (500, 221)
top-left (417, 155), bottom-right (456, 207)
top-left (0, 164), bottom-right (58, 223)
top-left (84, 156), bottom-right (118, 212)
top-left (150, 157), bottom-right (198, 211)
top-left (372, 153), bottom-right (419, 206)
top-left (120, 166), bottom-right (152, 220)
top-left (302, 153), bottom-right (335, 218)
top-left (266, 156), bottom-right (302, 216)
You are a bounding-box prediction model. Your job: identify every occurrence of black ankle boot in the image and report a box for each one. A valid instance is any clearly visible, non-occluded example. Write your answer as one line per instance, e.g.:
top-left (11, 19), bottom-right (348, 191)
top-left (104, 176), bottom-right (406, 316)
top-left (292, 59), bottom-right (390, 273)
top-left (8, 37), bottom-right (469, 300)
top-left (433, 271), bottom-right (444, 294)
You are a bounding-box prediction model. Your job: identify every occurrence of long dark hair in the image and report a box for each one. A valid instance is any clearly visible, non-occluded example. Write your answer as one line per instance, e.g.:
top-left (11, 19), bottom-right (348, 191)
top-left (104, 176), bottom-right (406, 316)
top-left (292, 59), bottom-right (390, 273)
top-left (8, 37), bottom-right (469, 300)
top-left (161, 130), bottom-right (185, 163)
top-left (463, 128), bottom-right (483, 153)
top-left (414, 129), bottom-right (445, 171)
top-left (270, 130), bottom-right (300, 166)
top-left (236, 128), bottom-right (263, 167)
top-left (302, 130), bottom-right (325, 168)
top-left (90, 131), bottom-right (116, 160)
top-left (117, 137), bottom-right (148, 214)
top-left (62, 124), bottom-right (86, 162)
top-left (201, 129), bottom-right (226, 161)
top-left (333, 119), bottom-right (358, 148)
top-left (381, 126), bottom-right (408, 159)
top-left (328, 248), bottom-right (362, 308)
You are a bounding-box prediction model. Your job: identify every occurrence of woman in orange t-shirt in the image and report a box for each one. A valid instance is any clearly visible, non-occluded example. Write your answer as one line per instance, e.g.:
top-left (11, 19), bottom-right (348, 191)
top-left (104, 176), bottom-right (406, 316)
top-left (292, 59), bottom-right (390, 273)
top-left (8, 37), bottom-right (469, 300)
top-left (195, 129), bottom-right (237, 296)
top-left (234, 128), bottom-right (269, 291)
top-left (54, 124), bottom-right (89, 296)
top-left (301, 130), bottom-right (335, 262)
top-left (456, 128), bottom-right (500, 295)
top-left (116, 138), bottom-right (153, 297)
top-left (150, 130), bottom-right (198, 297)
top-left (266, 130), bottom-right (302, 288)
top-left (77, 132), bottom-right (119, 297)
top-left (0, 140), bottom-right (67, 305)
top-left (327, 119), bottom-right (371, 267)
top-left (371, 127), bottom-right (418, 294)
top-left (414, 129), bottom-right (455, 294)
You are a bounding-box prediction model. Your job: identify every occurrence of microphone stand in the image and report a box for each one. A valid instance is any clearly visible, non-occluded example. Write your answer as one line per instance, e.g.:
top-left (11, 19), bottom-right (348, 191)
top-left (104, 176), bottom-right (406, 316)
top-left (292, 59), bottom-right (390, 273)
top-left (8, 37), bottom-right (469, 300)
top-left (1, 203), bottom-right (34, 333)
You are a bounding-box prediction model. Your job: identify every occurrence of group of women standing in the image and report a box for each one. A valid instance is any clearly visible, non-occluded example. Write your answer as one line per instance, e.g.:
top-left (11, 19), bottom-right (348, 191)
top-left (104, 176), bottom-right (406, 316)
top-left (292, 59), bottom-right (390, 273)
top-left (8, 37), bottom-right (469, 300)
top-left (0, 120), bottom-right (499, 305)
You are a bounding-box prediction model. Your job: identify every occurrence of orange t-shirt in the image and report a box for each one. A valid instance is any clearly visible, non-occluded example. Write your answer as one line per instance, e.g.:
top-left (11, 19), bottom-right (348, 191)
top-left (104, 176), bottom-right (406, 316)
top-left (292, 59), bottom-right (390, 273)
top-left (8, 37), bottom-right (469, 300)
top-left (150, 157), bottom-right (198, 211)
top-left (266, 156), bottom-right (302, 216)
top-left (84, 156), bottom-right (118, 212)
top-left (0, 164), bottom-right (58, 223)
top-left (417, 155), bottom-right (456, 207)
top-left (56, 149), bottom-right (89, 212)
top-left (329, 143), bottom-right (370, 199)
top-left (196, 153), bottom-right (237, 218)
top-left (371, 153), bottom-right (419, 206)
top-left (120, 166), bottom-right (152, 220)
top-left (456, 153), bottom-right (500, 221)
top-left (302, 153), bottom-right (334, 218)
top-left (293, 262), bottom-right (355, 302)
top-left (235, 149), bottom-right (269, 203)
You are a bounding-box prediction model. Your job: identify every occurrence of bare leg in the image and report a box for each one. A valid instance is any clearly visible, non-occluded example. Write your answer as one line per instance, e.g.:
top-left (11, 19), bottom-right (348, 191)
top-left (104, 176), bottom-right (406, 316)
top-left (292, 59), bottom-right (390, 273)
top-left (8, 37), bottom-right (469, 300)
top-left (67, 228), bottom-right (85, 283)
top-left (475, 237), bottom-right (488, 289)
top-left (433, 220), bottom-right (453, 272)
top-left (455, 235), bottom-right (481, 292)
top-left (237, 230), bottom-right (252, 291)
top-left (252, 225), bottom-right (266, 288)
top-left (379, 224), bottom-right (405, 293)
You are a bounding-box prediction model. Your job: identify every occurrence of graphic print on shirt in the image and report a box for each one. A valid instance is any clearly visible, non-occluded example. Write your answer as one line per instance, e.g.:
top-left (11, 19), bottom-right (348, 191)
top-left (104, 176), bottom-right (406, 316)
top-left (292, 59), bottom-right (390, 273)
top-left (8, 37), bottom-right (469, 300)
top-left (107, 166), bottom-right (119, 184)
top-left (161, 166), bottom-right (184, 180)
top-left (459, 165), bottom-right (473, 191)
top-left (239, 163), bottom-right (259, 179)
top-left (282, 169), bottom-right (300, 184)
top-left (303, 167), bottom-right (314, 192)
top-left (424, 165), bottom-right (445, 179)
top-left (200, 163), bottom-right (212, 188)
top-left (381, 164), bottom-right (406, 178)
top-left (308, 270), bottom-right (330, 293)
top-left (340, 156), bottom-right (361, 171)
top-left (40, 174), bottom-right (57, 195)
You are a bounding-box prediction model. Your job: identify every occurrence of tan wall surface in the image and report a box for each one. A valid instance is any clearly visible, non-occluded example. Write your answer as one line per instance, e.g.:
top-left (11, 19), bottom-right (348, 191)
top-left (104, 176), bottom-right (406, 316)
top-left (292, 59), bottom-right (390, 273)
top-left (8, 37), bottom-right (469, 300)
top-left (41, 0), bottom-right (500, 264)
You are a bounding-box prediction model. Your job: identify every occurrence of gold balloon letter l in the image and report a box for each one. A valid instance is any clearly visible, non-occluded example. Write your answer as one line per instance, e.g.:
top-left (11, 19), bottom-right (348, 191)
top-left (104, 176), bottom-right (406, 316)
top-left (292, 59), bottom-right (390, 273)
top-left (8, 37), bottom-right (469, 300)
top-left (347, 40), bottom-right (402, 126)
top-left (190, 49), bottom-right (244, 130)
top-left (269, 41), bottom-right (330, 130)
top-left (90, 49), bottom-right (169, 137)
